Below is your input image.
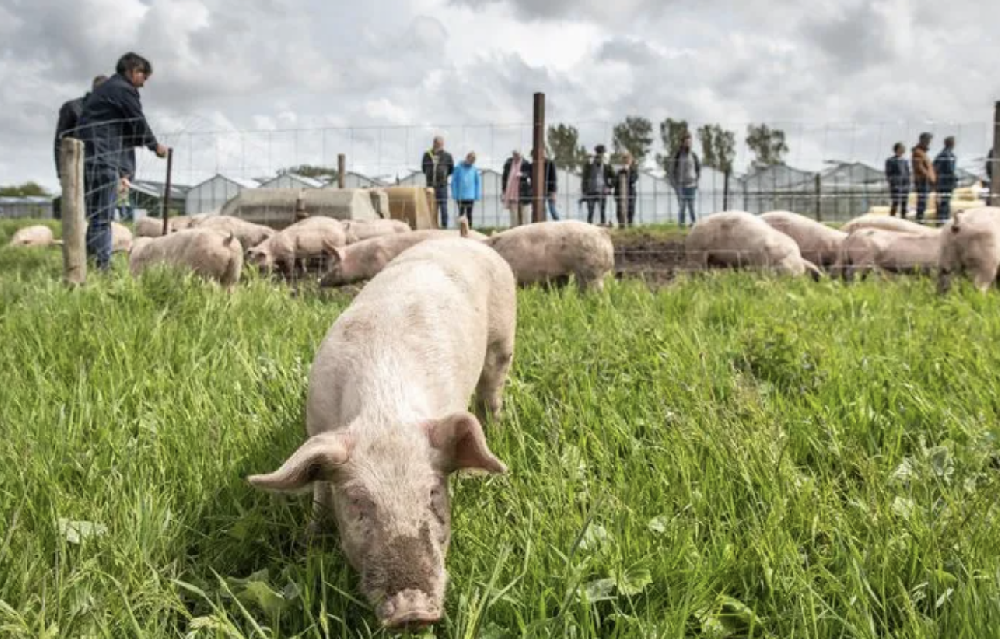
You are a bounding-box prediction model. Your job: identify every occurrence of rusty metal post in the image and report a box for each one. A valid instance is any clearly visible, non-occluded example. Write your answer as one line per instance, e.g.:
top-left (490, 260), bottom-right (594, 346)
top-left (992, 101), bottom-right (1000, 207)
top-left (531, 92), bottom-right (545, 224)
top-left (59, 137), bottom-right (86, 285)
top-left (814, 173), bottom-right (822, 221)
top-left (161, 148), bottom-right (174, 235)
top-left (723, 170), bottom-right (730, 211)
top-left (338, 154), bottom-right (346, 189)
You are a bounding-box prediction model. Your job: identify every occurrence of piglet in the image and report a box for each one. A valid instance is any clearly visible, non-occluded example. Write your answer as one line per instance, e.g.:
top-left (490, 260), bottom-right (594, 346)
top-left (248, 237), bottom-right (516, 631)
top-left (247, 215), bottom-right (350, 277)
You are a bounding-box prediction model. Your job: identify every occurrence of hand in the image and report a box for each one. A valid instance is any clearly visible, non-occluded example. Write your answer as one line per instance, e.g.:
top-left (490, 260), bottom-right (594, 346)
top-left (155, 144), bottom-right (169, 158)
top-left (119, 176), bottom-right (131, 191)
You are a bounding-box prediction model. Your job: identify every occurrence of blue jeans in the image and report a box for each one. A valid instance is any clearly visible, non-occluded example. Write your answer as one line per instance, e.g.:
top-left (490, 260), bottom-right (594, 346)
top-left (434, 185), bottom-right (448, 228)
top-left (678, 187), bottom-right (697, 225)
top-left (937, 188), bottom-right (953, 222)
top-left (547, 197), bottom-right (559, 220)
top-left (915, 180), bottom-right (930, 221)
top-left (84, 163), bottom-right (117, 271)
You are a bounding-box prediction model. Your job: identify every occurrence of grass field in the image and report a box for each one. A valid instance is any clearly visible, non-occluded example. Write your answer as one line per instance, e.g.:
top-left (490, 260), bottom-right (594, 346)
top-left (3, 218), bottom-right (1000, 638)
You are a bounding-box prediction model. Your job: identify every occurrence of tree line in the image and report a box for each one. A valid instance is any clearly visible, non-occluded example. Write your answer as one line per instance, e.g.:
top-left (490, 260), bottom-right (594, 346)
top-left (547, 118), bottom-right (790, 176)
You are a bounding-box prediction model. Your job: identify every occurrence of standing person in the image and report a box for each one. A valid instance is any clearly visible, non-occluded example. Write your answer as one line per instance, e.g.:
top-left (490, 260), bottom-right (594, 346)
top-left (671, 132), bottom-right (701, 227)
top-left (450, 151), bottom-right (481, 227)
top-left (530, 148), bottom-right (560, 220)
top-left (77, 52), bottom-right (168, 271)
top-left (911, 132), bottom-right (936, 222)
top-left (116, 173), bottom-right (134, 221)
top-left (614, 151), bottom-right (639, 227)
top-left (884, 142), bottom-right (911, 218)
top-left (53, 75), bottom-right (108, 179)
top-left (933, 136), bottom-right (958, 222)
top-left (501, 150), bottom-right (532, 226)
top-left (581, 145), bottom-right (614, 224)
top-left (421, 136), bottom-right (454, 228)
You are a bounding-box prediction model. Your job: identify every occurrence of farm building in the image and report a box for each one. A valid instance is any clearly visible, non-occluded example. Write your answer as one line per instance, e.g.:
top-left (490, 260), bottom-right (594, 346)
top-left (128, 179), bottom-right (191, 217)
top-left (184, 174), bottom-right (260, 216)
top-left (0, 196), bottom-right (54, 219)
top-left (257, 173), bottom-right (326, 190)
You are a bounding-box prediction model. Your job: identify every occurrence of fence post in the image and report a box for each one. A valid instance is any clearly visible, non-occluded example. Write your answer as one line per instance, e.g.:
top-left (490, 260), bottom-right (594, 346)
top-left (531, 92), bottom-right (546, 224)
top-left (59, 137), bottom-right (86, 285)
top-left (161, 148), bottom-right (174, 235)
top-left (723, 170), bottom-right (730, 211)
top-left (814, 174), bottom-right (822, 221)
top-left (992, 101), bottom-right (1000, 207)
top-left (338, 154), bottom-right (346, 189)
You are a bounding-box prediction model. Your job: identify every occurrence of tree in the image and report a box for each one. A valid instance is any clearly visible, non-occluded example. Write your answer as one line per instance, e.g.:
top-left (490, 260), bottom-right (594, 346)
top-left (546, 123), bottom-right (588, 171)
top-left (0, 181), bottom-right (50, 197)
top-left (611, 116), bottom-right (654, 164)
top-left (745, 124), bottom-right (789, 168)
top-left (278, 164), bottom-right (337, 179)
top-left (656, 118), bottom-right (691, 182)
top-left (697, 124), bottom-right (737, 174)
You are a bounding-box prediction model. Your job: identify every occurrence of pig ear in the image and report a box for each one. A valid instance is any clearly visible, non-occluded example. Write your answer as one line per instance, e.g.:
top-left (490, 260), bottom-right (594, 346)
top-left (247, 432), bottom-right (353, 494)
top-left (425, 412), bottom-right (508, 475)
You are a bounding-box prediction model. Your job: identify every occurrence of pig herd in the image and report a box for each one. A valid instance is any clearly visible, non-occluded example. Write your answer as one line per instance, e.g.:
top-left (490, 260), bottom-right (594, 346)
top-left (7, 207), bottom-right (1000, 631)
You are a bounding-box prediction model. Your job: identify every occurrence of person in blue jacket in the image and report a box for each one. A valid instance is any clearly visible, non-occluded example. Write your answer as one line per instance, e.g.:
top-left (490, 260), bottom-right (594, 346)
top-left (451, 151), bottom-right (482, 227)
top-left (884, 142), bottom-right (911, 218)
top-left (77, 52), bottom-right (168, 271)
top-left (933, 136), bottom-right (958, 222)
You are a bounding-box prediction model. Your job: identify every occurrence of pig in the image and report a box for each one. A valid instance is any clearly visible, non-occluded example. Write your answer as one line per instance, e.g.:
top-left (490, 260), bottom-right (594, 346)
top-left (247, 237), bottom-right (516, 631)
top-left (190, 215), bottom-right (275, 249)
top-left (937, 206), bottom-right (1000, 294)
top-left (684, 211), bottom-right (822, 279)
top-left (8, 225), bottom-right (60, 247)
top-left (760, 210), bottom-right (847, 268)
top-left (128, 228), bottom-right (244, 291)
top-left (343, 218), bottom-right (412, 243)
top-left (841, 213), bottom-right (938, 237)
top-left (247, 216), bottom-right (350, 277)
top-left (134, 215), bottom-right (198, 238)
top-left (479, 220), bottom-right (615, 292)
top-left (319, 229), bottom-right (478, 287)
top-left (834, 227), bottom-right (941, 281)
top-left (111, 221), bottom-right (133, 253)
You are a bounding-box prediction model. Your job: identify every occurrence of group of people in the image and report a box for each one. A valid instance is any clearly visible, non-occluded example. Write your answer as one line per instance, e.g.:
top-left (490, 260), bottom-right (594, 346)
top-left (53, 52), bottom-right (168, 271)
top-left (420, 132), bottom-right (704, 229)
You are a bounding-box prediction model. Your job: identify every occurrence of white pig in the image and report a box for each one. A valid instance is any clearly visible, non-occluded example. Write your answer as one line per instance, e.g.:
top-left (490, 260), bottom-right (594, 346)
top-left (343, 218), bottom-right (412, 242)
top-left (8, 225), bottom-right (60, 247)
top-left (191, 215), bottom-right (275, 249)
top-left (112, 221), bottom-right (133, 253)
top-left (834, 227), bottom-right (940, 281)
top-left (760, 210), bottom-right (847, 268)
top-left (841, 213), bottom-right (938, 237)
top-left (480, 220), bottom-right (615, 291)
top-left (319, 229), bottom-right (477, 287)
top-left (247, 216), bottom-right (350, 277)
top-left (937, 206), bottom-right (1000, 293)
top-left (129, 228), bottom-right (244, 291)
top-left (247, 237), bottom-right (516, 631)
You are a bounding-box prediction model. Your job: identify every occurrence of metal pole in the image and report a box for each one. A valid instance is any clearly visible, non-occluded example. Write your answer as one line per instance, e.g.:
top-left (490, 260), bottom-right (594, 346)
top-left (59, 138), bottom-right (86, 285)
top-left (338, 153), bottom-right (346, 189)
top-left (532, 92), bottom-right (545, 224)
top-left (814, 173), bottom-right (822, 221)
top-left (161, 148), bottom-right (174, 235)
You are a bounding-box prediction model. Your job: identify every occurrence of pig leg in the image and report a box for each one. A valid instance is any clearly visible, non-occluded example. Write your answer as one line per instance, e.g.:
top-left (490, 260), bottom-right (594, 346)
top-left (474, 337), bottom-right (515, 422)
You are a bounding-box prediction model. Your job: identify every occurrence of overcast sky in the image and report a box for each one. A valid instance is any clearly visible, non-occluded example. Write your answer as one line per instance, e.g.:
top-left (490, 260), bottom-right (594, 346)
top-left (1, 0), bottom-right (998, 192)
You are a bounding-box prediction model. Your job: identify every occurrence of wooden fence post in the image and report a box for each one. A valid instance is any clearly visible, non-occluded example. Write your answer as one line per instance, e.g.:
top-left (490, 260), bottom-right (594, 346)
top-left (338, 154), bottom-right (346, 189)
top-left (531, 92), bottom-right (546, 224)
top-left (59, 138), bottom-right (87, 285)
top-left (723, 170), bottom-right (730, 211)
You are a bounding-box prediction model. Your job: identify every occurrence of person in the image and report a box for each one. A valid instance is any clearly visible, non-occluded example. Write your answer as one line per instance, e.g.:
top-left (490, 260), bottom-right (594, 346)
top-left (911, 132), bottom-right (936, 222)
top-left (116, 174), bottom-right (134, 221)
top-left (613, 151), bottom-right (639, 227)
top-left (77, 52), bottom-right (168, 271)
top-left (933, 136), bottom-right (958, 222)
top-left (884, 142), bottom-right (911, 218)
top-left (671, 132), bottom-right (701, 227)
top-left (501, 150), bottom-right (532, 226)
top-left (53, 75), bottom-right (108, 180)
top-left (530, 148), bottom-right (560, 220)
top-left (450, 151), bottom-right (481, 227)
top-left (581, 145), bottom-right (614, 224)
top-left (988, 148), bottom-right (995, 186)
top-left (421, 136), bottom-right (454, 228)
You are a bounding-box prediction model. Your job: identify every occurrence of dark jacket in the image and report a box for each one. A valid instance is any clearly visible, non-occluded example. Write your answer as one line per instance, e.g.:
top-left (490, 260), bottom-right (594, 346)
top-left (988, 148), bottom-right (994, 182)
top-left (613, 165), bottom-right (639, 198)
top-left (933, 148), bottom-right (958, 191)
top-left (77, 73), bottom-right (159, 178)
top-left (538, 157), bottom-right (557, 194)
top-left (54, 94), bottom-right (90, 177)
top-left (422, 149), bottom-right (454, 189)
top-left (581, 159), bottom-right (614, 196)
top-left (502, 156), bottom-right (533, 200)
top-left (884, 156), bottom-right (911, 190)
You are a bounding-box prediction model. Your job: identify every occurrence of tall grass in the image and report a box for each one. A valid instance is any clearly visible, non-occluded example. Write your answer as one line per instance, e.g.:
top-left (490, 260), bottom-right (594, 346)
top-left (2, 219), bottom-right (1000, 637)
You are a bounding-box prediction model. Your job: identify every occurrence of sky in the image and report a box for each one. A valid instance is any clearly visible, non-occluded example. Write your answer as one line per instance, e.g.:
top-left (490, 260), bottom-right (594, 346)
top-left (1, 0), bottom-right (998, 193)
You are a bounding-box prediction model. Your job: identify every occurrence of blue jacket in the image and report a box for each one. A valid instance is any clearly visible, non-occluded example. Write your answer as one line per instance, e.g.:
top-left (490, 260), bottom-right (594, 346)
top-left (77, 73), bottom-right (159, 177)
top-left (884, 156), bottom-right (910, 190)
top-left (451, 162), bottom-right (482, 201)
top-left (933, 148), bottom-right (957, 191)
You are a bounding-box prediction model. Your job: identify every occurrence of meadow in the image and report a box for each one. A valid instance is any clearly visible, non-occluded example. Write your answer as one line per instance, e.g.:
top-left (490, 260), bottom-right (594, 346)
top-left (3, 218), bottom-right (1000, 638)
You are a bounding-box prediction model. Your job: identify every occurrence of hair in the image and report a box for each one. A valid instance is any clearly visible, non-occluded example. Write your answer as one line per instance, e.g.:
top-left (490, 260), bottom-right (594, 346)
top-left (116, 52), bottom-right (153, 76)
top-left (894, 142), bottom-right (905, 152)
top-left (92, 75), bottom-right (108, 89)
top-left (919, 132), bottom-right (932, 143)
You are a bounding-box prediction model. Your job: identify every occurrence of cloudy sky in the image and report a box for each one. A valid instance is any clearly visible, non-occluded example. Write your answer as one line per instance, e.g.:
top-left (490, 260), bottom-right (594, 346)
top-left (1, 0), bottom-right (997, 192)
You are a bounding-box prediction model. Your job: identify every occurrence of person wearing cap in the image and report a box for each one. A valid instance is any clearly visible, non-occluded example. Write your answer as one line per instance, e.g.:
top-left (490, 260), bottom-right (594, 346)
top-left (911, 132), bottom-right (936, 222)
top-left (581, 145), bottom-right (614, 224)
top-left (933, 136), bottom-right (958, 222)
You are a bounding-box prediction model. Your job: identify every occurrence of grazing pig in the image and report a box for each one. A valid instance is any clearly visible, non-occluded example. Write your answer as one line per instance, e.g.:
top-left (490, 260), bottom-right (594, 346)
top-left (937, 206), bottom-right (1000, 294)
top-left (191, 215), bottom-right (275, 249)
top-left (480, 220), bottom-right (615, 291)
top-left (834, 228), bottom-right (940, 281)
top-left (343, 218), bottom-right (412, 243)
top-left (8, 225), bottom-right (60, 247)
top-left (134, 215), bottom-right (198, 237)
top-left (129, 228), bottom-right (244, 291)
top-left (841, 213), bottom-right (937, 237)
top-left (111, 222), bottom-right (133, 253)
top-left (319, 230), bottom-right (477, 287)
top-left (760, 210), bottom-right (847, 267)
top-left (684, 211), bottom-right (822, 279)
top-left (247, 237), bottom-right (515, 631)
top-left (247, 216), bottom-right (350, 277)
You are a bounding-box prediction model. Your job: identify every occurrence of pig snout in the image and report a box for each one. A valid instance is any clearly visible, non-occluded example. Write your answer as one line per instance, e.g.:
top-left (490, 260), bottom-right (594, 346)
top-left (377, 589), bottom-right (442, 630)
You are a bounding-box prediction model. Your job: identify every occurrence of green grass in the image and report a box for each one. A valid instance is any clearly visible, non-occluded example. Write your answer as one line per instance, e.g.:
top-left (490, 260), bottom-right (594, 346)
top-left (3, 218), bottom-right (1000, 638)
